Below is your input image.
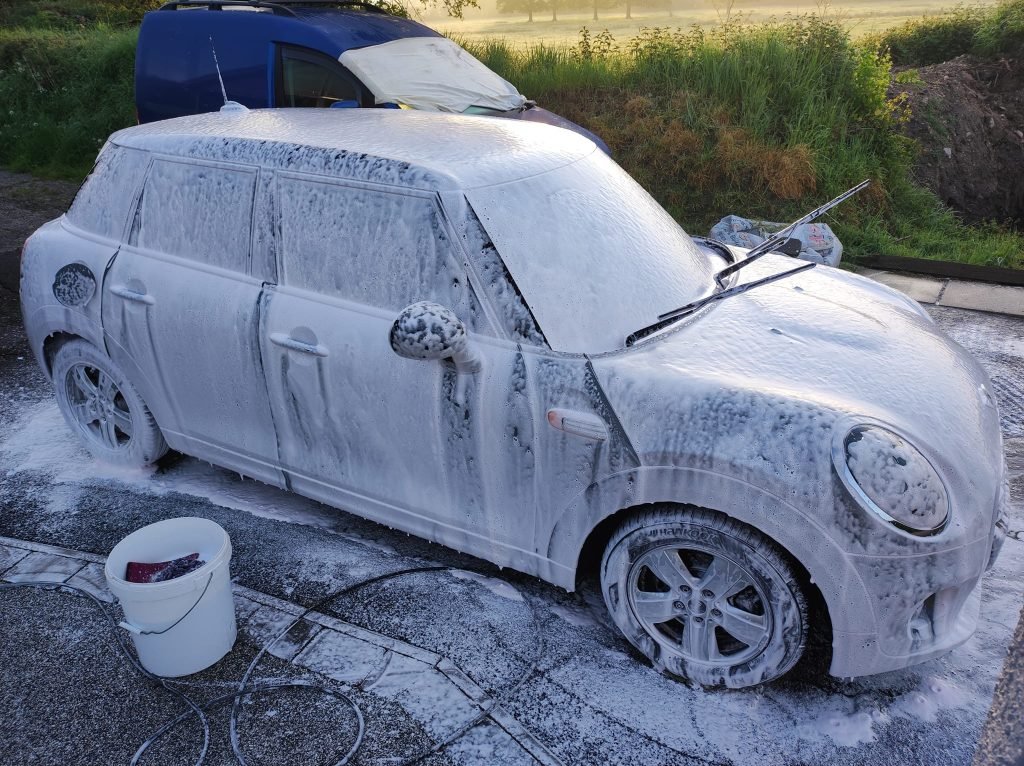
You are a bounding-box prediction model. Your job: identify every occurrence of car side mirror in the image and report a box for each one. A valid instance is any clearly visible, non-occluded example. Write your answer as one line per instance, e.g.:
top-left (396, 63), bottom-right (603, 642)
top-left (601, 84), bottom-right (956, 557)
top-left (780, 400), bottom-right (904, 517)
top-left (390, 302), bottom-right (481, 374)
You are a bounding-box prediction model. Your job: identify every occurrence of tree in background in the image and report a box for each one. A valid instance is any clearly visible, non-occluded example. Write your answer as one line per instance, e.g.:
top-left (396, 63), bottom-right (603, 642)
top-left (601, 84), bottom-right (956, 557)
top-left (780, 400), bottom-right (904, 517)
top-left (590, 0), bottom-right (616, 22)
top-left (496, 0), bottom-right (546, 22)
top-left (631, 0), bottom-right (674, 18)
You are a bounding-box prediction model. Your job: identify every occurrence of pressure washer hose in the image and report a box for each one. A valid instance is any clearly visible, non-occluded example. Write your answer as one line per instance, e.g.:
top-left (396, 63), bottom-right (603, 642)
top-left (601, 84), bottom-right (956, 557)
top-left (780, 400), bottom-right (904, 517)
top-left (0, 564), bottom-right (546, 766)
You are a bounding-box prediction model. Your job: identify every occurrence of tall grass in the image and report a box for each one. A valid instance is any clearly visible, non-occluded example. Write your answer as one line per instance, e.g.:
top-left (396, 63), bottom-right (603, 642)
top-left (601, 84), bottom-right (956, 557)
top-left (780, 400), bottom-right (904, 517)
top-left (869, 0), bottom-right (1024, 65)
top-left (466, 21), bottom-right (1023, 268)
top-left (1, 14), bottom-right (1021, 267)
top-left (0, 0), bottom-right (159, 30)
top-left (474, 21), bottom-right (905, 220)
top-left (0, 27), bottom-right (137, 178)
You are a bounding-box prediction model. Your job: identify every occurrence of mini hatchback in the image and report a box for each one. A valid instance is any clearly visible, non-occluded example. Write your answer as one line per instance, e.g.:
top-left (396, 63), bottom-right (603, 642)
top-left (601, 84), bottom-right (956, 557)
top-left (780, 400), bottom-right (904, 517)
top-left (21, 109), bottom-right (1008, 688)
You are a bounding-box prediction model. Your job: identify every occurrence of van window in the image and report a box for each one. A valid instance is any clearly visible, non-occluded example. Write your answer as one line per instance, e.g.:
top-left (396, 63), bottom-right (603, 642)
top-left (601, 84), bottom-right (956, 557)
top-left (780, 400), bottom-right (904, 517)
top-left (66, 145), bottom-right (149, 240)
top-left (277, 46), bottom-right (364, 108)
top-left (277, 176), bottom-right (485, 329)
top-left (132, 159), bottom-right (256, 272)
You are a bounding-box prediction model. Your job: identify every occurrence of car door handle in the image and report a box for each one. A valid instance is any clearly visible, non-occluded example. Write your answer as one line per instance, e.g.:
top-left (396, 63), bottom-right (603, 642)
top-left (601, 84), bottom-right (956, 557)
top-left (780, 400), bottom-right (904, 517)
top-left (269, 332), bottom-right (329, 358)
top-left (109, 284), bottom-right (155, 305)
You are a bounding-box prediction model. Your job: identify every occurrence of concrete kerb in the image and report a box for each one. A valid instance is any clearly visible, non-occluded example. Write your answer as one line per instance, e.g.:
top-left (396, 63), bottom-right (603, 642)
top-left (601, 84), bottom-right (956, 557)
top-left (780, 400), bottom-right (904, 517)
top-left (857, 268), bottom-right (1024, 317)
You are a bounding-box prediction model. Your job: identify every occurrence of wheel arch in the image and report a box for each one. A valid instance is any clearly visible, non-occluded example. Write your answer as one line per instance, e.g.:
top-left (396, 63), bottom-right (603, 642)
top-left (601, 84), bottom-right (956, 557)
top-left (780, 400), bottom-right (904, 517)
top-left (546, 466), bottom-right (872, 663)
top-left (24, 305), bottom-right (106, 379)
top-left (42, 331), bottom-right (82, 377)
top-left (35, 320), bottom-right (175, 439)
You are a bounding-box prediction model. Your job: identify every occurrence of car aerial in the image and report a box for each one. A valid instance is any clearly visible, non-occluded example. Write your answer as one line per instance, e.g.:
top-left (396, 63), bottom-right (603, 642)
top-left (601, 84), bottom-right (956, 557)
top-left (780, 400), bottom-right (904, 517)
top-left (20, 108), bottom-right (1008, 688)
top-left (135, 0), bottom-right (610, 152)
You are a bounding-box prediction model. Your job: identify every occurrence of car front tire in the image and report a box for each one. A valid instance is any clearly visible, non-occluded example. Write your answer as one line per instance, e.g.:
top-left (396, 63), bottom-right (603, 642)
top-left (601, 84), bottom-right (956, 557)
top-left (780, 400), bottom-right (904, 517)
top-left (52, 339), bottom-right (168, 467)
top-left (601, 505), bottom-right (808, 688)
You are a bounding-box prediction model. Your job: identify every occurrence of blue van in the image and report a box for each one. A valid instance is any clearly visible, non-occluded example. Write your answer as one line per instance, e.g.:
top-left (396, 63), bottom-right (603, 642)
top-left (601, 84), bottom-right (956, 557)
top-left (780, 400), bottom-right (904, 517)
top-left (135, 0), bottom-right (609, 151)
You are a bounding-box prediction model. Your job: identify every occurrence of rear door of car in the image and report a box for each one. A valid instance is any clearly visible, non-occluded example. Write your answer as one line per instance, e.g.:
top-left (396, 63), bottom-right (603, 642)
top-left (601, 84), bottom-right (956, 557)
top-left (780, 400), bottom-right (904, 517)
top-left (102, 155), bottom-right (285, 486)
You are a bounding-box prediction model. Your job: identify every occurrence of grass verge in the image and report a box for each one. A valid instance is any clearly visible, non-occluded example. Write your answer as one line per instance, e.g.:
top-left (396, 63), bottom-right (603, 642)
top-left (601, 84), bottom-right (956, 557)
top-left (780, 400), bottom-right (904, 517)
top-left (0, 27), bottom-right (137, 179)
top-left (467, 21), bottom-right (1024, 268)
top-left (867, 0), bottom-right (1024, 66)
top-left (0, 12), bottom-right (1021, 268)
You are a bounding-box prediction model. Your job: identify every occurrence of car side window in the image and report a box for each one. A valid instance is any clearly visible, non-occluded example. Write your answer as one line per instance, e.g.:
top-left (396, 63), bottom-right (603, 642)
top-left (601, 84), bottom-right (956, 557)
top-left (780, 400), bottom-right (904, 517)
top-left (277, 175), bottom-right (486, 329)
top-left (277, 46), bottom-right (364, 108)
top-left (460, 203), bottom-right (547, 347)
top-left (130, 159), bottom-right (256, 273)
top-left (66, 144), bottom-right (149, 241)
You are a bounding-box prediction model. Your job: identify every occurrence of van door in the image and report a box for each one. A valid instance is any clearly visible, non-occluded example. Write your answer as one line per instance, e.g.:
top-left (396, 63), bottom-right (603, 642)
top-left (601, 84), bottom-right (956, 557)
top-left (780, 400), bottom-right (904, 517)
top-left (102, 157), bottom-right (284, 486)
top-left (275, 45), bottom-right (369, 108)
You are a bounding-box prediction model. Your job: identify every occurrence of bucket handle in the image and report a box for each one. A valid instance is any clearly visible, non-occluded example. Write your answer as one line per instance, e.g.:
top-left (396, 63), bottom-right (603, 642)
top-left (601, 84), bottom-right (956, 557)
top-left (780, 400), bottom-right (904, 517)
top-left (118, 572), bottom-right (215, 636)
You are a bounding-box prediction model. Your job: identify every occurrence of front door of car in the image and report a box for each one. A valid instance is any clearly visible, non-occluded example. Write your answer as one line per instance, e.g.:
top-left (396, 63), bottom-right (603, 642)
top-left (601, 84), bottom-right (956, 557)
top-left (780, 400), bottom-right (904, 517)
top-left (259, 174), bottom-right (551, 552)
top-left (102, 157), bottom-right (284, 486)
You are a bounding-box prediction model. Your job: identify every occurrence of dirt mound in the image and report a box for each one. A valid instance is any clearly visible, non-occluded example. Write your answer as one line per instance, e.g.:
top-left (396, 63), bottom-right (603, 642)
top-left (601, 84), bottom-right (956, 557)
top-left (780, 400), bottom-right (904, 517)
top-left (891, 55), bottom-right (1024, 226)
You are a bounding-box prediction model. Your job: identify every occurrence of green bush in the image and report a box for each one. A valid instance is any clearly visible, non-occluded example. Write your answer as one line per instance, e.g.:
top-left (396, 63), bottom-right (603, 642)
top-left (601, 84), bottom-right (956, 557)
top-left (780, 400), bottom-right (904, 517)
top-left (1, 15), bottom-right (1021, 267)
top-left (0, 27), bottom-right (138, 178)
top-left (870, 0), bottom-right (1024, 65)
top-left (468, 21), bottom-right (1023, 268)
top-left (0, 0), bottom-right (160, 30)
top-left (975, 0), bottom-right (1024, 55)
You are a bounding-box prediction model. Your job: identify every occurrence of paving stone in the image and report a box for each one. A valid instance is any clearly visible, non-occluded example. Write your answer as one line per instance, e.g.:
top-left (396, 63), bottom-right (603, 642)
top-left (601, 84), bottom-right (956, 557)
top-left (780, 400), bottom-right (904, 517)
top-left (0, 544), bottom-right (29, 577)
top-left (489, 708), bottom-right (564, 766)
top-left (242, 604), bottom-right (320, 660)
top-left (233, 592), bottom-right (263, 623)
top-left (293, 628), bottom-right (388, 685)
top-left (869, 271), bottom-right (946, 304)
top-left (65, 562), bottom-right (114, 603)
top-left (3, 552), bottom-right (85, 583)
top-left (437, 657), bottom-right (489, 704)
top-left (939, 281), bottom-right (1024, 317)
top-left (365, 653), bottom-right (481, 740)
top-left (444, 720), bottom-right (539, 766)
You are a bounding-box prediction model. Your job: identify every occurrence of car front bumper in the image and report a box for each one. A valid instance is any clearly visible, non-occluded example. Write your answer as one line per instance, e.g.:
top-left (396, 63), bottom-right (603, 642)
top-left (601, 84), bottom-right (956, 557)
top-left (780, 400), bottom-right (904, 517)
top-left (829, 468), bottom-right (1009, 679)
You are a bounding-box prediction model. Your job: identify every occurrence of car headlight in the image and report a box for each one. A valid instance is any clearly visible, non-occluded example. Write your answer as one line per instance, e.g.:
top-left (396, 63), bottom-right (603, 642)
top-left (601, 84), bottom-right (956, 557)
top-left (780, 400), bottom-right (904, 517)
top-left (833, 424), bottom-right (949, 536)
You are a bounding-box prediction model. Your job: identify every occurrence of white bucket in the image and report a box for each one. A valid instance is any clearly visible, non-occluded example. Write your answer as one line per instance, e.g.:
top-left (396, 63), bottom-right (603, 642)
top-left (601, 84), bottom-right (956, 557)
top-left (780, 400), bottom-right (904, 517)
top-left (104, 517), bottom-right (237, 677)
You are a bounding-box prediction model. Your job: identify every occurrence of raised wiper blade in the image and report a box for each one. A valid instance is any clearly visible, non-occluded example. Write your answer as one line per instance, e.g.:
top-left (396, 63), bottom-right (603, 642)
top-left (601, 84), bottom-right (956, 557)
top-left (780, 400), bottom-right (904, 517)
top-left (714, 179), bottom-right (870, 288)
top-left (625, 261), bottom-right (815, 347)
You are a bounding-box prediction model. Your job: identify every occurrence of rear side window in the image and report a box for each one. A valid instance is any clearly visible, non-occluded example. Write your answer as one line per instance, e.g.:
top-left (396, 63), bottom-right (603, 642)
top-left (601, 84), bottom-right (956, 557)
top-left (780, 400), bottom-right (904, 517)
top-left (66, 144), bottom-right (149, 240)
top-left (131, 159), bottom-right (256, 272)
top-left (277, 46), bottom-right (364, 108)
top-left (277, 176), bottom-right (484, 328)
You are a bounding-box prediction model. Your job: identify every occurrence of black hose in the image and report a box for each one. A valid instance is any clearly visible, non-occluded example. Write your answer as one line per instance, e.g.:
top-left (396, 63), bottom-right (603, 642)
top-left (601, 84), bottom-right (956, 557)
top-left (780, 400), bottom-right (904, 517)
top-left (1, 563), bottom-right (546, 766)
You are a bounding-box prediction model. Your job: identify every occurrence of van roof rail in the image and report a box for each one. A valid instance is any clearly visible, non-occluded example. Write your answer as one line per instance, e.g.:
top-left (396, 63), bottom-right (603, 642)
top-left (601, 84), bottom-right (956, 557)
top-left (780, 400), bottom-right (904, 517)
top-left (158, 0), bottom-right (392, 16)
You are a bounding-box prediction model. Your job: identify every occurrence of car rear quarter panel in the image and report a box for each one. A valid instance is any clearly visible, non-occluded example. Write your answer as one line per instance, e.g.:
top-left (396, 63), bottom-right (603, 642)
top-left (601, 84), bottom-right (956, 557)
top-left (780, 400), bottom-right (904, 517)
top-left (21, 219), bottom-right (115, 373)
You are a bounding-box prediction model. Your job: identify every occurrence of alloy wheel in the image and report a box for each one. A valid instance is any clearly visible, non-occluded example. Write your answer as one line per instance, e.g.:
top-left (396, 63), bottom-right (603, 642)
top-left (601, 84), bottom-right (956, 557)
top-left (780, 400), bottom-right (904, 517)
top-left (626, 544), bottom-right (773, 665)
top-left (64, 363), bottom-right (134, 451)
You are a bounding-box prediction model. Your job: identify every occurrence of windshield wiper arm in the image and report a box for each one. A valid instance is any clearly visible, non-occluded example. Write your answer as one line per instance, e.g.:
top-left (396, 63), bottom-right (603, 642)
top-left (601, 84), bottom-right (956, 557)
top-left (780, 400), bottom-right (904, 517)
top-left (625, 179), bottom-right (870, 347)
top-left (625, 260), bottom-right (815, 347)
top-left (713, 179), bottom-right (871, 288)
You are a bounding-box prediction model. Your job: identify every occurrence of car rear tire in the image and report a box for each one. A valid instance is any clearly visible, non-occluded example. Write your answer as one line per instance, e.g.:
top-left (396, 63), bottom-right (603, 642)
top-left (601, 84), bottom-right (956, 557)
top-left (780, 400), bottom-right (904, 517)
top-left (52, 340), bottom-right (168, 467)
top-left (600, 505), bottom-right (808, 688)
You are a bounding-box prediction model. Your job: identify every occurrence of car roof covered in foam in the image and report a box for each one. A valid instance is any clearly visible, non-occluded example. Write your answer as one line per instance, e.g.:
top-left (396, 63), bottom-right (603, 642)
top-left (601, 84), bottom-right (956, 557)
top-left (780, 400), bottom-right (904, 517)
top-left (109, 108), bottom-right (597, 191)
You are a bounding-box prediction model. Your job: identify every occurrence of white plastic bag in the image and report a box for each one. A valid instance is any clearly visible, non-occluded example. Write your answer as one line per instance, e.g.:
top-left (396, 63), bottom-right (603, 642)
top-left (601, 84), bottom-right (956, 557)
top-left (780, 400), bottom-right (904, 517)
top-left (709, 216), bottom-right (844, 267)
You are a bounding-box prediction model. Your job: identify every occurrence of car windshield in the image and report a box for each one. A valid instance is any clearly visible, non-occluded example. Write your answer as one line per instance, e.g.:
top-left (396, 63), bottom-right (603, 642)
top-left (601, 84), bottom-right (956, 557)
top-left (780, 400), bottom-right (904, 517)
top-left (466, 151), bottom-right (716, 353)
top-left (340, 37), bottom-right (527, 114)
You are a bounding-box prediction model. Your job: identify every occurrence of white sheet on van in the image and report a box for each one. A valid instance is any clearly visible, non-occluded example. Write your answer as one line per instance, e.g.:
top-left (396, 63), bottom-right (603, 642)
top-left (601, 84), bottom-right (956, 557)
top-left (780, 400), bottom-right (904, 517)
top-left (340, 37), bottom-right (527, 114)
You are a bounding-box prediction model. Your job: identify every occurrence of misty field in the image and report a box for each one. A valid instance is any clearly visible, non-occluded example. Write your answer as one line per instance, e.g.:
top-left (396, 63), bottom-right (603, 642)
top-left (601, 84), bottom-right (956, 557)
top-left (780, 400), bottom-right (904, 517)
top-left (429, 0), bottom-right (999, 46)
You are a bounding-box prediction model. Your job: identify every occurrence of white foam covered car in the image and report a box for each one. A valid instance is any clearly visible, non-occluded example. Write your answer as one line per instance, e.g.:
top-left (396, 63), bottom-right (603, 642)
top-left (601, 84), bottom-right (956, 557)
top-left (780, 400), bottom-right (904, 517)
top-left (21, 109), bottom-right (1008, 687)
